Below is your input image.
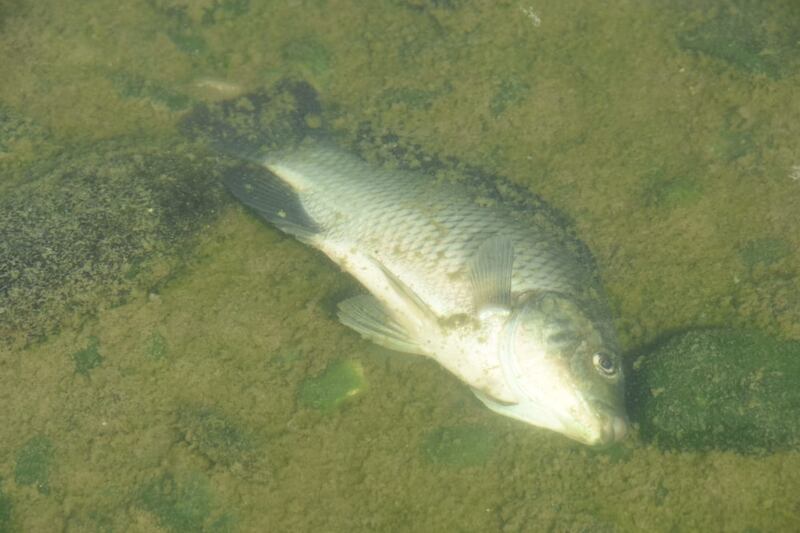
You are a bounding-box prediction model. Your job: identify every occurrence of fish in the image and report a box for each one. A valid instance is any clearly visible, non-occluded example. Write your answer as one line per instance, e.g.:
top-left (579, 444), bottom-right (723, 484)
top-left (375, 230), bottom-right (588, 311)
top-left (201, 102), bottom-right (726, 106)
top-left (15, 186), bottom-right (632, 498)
top-left (186, 83), bottom-right (628, 446)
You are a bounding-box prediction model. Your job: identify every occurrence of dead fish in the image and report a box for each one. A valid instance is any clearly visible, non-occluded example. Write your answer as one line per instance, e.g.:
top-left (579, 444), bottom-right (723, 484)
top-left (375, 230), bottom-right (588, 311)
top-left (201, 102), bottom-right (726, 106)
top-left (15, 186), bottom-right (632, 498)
top-left (193, 85), bottom-right (628, 445)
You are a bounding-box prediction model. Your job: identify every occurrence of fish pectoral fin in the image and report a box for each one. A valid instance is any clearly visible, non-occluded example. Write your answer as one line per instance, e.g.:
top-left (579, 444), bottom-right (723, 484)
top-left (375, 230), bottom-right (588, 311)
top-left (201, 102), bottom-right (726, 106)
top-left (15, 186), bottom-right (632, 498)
top-left (222, 163), bottom-right (322, 241)
top-left (372, 259), bottom-right (439, 327)
top-left (469, 234), bottom-right (514, 314)
top-left (337, 295), bottom-right (424, 355)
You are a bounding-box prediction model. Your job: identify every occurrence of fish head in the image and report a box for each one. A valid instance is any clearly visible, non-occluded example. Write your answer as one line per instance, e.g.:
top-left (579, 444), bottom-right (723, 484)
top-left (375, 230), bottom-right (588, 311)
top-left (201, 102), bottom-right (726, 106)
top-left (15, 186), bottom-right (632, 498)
top-left (489, 292), bottom-right (627, 446)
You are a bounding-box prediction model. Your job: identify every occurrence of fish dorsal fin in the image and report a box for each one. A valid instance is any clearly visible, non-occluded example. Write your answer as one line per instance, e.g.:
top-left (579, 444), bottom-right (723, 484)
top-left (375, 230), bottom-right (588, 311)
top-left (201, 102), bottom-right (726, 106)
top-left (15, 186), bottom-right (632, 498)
top-left (337, 295), bottom-right (423, 354)
top-left (469, 235), bottom-right (514, 314)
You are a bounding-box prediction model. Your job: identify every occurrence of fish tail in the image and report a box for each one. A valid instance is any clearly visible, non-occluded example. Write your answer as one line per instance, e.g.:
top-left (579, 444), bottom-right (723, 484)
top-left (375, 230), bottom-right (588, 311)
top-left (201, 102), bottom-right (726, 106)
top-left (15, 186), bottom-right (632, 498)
top-left (221, 161), bottom-right (322, 241)
top-left (181, 80), bottom-right (325, 239)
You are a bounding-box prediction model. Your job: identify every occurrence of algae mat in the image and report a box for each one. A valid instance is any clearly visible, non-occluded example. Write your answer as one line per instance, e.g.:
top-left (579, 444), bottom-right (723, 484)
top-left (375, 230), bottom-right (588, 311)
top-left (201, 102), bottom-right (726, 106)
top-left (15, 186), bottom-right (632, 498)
top-left (1, 0), bottom-right (800, 531)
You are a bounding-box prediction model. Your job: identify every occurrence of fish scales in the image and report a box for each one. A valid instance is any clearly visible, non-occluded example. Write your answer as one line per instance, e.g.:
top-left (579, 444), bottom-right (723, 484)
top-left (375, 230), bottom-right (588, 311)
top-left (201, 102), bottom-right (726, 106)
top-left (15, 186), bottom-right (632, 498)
top-left (274, 142), bottom-right (588, 318)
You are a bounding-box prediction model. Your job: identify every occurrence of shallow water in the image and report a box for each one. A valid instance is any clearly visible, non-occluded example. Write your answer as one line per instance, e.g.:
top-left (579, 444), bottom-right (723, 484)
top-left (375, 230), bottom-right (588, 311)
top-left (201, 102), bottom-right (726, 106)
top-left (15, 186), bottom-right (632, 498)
top-left (1, 0), bottom-right (799, 531)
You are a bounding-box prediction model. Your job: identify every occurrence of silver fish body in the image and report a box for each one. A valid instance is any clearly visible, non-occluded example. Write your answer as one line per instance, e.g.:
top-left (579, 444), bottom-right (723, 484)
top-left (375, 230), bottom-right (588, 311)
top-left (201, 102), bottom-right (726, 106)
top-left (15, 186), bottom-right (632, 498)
top-left (226, 136), bottom-right (628, 446)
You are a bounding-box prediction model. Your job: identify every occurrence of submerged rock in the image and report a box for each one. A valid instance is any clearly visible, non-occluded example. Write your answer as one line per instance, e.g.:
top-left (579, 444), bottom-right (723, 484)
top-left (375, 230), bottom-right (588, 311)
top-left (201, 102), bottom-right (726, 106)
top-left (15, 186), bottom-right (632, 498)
top-left (0, 141), bottom-right (232, 346)
top-left (629, 329), bottom-right (800, 453)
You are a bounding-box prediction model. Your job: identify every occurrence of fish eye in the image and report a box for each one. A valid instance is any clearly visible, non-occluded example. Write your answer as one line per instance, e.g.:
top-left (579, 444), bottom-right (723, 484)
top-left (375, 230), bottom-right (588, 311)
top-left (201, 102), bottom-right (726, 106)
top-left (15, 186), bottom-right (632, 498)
top-left (592, 352), bottom-right (617, 377)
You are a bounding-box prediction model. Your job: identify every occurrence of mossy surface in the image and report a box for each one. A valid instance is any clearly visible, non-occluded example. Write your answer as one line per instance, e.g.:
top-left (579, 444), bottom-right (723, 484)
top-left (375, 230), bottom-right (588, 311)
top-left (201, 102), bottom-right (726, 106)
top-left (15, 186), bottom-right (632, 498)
top-left (282, 38), bottom-right (332, 77)
top-left (0, 141), bottom-right (230, 346)
top-left (630, 329), bottom-right (800, 453)
top-left (0, 0), bottom-right (799, 531)
top-left (0, 107), bottom-right (58, 194)
top-left (641, 166), bottom-right (704, 210)
top-left (0, 483), bottom-right (12, 531)
top-left (676, 0), bottom-right (800, 79)
top-left (107, 70), bottom-right (192, 111)
top-left (176, 406), bottom-right (256, 468)
top-left (147, 331), bottom-right (169, 360)
top-left (421, 425), bottom-right (496, 467)
top-left (71, 336), bottom-right (103, 376)
top-left (14, 436), bottom-right (54, 494)
top-left (137, 471), bottom-right (235, 532)
top-left (738, 239), bottom-right (792, 269)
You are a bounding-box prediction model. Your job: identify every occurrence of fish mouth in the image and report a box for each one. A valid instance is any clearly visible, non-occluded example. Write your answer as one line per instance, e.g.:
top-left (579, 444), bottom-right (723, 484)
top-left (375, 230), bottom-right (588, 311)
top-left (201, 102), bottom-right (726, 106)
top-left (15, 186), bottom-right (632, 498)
top-left (472, 387), bottom-right (628, 446)
top-left (598, 413), bottom-right (628, 445)
top-left (586, 401), bottom-right (629, 446)
top-left (562, 401), bottom-right (629, 446)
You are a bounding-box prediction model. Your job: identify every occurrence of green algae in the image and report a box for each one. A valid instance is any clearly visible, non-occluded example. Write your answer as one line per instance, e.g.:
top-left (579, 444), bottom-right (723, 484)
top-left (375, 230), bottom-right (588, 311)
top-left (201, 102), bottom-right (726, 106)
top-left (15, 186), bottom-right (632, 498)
top-left (381, 87), bottom-right (440, 111)
top-left (14, 436), bottom-right (54, 494)
top-left (739, 238), bottom-right (792, 269)
top-left (201, 0), bottom-right (250, 25)
top-left (630, 329), bottom-right (800, 453)
top-left (138, 471), bottom-right (235, 532)
top-left (676, 0), bottom-right (800, 79)
top-left (0, 484), bottom-right (10, 533)
top-left (421, 425), bottom-right (495, 467)
top-left (297, 360), bottom-right (364, 411)
top-left (167, 28), bottom-right (209, 57)
top-left (282, 38), bottom-right (331, 77)
top-left (712, 129), bottom-right (755, 163)
top-left (490, 78), bottom-right (530, 116)
top-left (146, 1), bottom-right (209, 56)
top-left (176, 406), bottom-right (255, 468)
top-left (0, 0), bottom-right (799, 531)
top-left (147, 331), bottom-right (169, 360)
top-left (0, 107), bottom-right (59, 194)
top-left (641, 167), bottom-right (704, 210)
top-left (72, 336), bottom-right (103, 376)
top-left (106, 70), bottom-right (192, 111)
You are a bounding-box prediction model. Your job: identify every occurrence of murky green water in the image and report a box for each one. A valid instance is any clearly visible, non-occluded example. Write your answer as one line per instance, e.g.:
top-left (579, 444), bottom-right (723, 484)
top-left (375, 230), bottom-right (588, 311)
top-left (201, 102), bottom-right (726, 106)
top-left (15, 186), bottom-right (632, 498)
top-left (1, 1), bottom-right (799, 531)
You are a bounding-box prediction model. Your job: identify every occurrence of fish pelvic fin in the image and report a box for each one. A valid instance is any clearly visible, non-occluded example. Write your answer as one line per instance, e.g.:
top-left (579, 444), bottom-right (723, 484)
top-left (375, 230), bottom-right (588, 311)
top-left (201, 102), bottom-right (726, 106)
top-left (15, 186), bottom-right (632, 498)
top-left (337, 295), bottom-right (424, 354)
top-left (223, 162), bottom-right (322, 241)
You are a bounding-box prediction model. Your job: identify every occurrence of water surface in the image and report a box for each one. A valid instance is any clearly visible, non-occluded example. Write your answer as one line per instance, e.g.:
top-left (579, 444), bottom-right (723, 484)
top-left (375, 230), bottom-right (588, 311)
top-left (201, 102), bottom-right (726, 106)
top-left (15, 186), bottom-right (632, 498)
top-left (1, 1), bottom-right (799, 531)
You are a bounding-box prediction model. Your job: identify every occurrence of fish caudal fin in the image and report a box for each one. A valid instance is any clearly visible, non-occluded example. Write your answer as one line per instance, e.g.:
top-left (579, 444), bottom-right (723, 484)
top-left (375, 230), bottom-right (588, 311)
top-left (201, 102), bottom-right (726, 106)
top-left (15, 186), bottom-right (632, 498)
top-left (337, 295), bottom-right (424, 355)
top-left (223, 163), bottom-right (322, 241)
